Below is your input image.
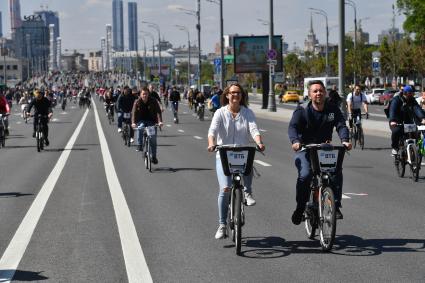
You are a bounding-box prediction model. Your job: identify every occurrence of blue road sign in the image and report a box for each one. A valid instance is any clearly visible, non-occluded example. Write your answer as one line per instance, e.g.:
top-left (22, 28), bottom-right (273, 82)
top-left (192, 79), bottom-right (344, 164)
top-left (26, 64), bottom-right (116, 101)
top-left (214, 58), bottom-right (221, 67)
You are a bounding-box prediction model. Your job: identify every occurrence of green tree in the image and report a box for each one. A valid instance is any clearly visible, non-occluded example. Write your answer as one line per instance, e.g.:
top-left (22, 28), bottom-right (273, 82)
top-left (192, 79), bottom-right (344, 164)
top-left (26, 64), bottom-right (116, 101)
top-left (397, 0), bottom-right (425, 44)
top-left (201, 61), bottom-right (214, 85)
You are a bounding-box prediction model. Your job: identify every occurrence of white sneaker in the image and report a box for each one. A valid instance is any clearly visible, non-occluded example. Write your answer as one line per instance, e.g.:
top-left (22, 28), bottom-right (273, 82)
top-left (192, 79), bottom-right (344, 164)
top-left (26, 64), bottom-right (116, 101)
top-left (214, 224), bottom-right (227, 239)
top-left (244, 192), bottom-right (256, 206)
top-left (130, 138), bottom-right (134, 143)
top-left (391, 149), bottom-right (398, 156)
top-left (118, 128), bottom-right (122, 133)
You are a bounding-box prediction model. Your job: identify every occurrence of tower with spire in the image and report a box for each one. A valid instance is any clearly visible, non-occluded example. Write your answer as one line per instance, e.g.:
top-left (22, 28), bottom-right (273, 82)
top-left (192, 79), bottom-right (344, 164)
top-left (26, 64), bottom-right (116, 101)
top-left (304, 13), bottom-right (319, 53)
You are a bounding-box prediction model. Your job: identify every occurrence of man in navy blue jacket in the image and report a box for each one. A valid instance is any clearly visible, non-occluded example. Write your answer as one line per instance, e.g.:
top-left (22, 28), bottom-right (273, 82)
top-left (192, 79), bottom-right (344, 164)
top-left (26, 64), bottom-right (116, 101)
top-left (288, 80), bottom-right (351, 225)
top-left (389, 85), bottom-right (425, 155)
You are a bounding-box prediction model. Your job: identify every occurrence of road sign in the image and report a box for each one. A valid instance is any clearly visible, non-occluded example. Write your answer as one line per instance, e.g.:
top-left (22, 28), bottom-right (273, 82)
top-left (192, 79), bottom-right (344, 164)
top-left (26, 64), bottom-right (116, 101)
top-left (274, 72), bottom-right (284, 83)
top-left (214, 58), bottom-right (221, 67)
top-left (267, 49), bottom-right (277, 60)
top-left (267, 59), bottom-right (277, 65)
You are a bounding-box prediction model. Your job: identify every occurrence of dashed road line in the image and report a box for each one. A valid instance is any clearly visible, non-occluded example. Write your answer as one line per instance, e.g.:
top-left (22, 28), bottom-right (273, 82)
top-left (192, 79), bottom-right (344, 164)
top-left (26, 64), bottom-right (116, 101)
top-left (178, 129), bottom-right (185, 133)
top-left (194, 136), bottom-right (203, 140)
top-left (254, 160), bottom-right (272, 167)
top-left (166, 124), bottom-right (171, 127)
top-left (342, 194), bottom-right (351, 199)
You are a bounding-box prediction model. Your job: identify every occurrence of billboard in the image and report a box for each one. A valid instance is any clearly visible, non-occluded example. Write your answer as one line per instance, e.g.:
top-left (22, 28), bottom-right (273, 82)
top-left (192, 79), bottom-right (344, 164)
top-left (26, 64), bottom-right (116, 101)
top-left (233, 35), bottom-right (283, 73)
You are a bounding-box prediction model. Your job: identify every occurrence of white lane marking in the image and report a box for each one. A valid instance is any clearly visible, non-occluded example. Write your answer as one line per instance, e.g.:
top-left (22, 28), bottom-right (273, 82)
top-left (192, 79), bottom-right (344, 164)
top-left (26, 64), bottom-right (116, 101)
top-left (178, 129), bottom-right (185, 133)
top-left (344, 193), bottom-right (368, 196)
top-left (166, 124), bottom-right (171, 127)
top-left (93, 101), bottom-right (153, 283)
top-left (254, 160), bottom-right (272, 167)
top-left (183, 111), bottom-right (188, 114)
top-left (60, 112), bottom-right (68, 115)
top-left (0, 109), bottom-right (89, 282)
top-left (342, 194), bottom-right (351, 199)
top-left (259, 129), bottom-right (267, 132)
top-left (51, 118), bottom-right (59, 122)
top-left (16, 121), bottom-right (22, 125)
top-left (194, 136), bottom-right (203, 140)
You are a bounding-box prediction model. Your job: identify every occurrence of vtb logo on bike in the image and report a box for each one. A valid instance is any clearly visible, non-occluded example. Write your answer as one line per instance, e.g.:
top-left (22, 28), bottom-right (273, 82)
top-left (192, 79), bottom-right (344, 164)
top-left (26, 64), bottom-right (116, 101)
top-left (320, 152), bottom-right (336, 159)
top-left (230, 153), bottom-right (245, 159)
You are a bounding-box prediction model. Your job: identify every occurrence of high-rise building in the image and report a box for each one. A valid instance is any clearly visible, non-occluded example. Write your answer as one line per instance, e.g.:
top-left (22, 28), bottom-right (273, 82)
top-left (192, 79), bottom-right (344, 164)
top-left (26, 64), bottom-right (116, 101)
top-left (378, 28), bottom-right (403, 45)
top-left (14, 16), bottom-right (49, 74)
top-left (34, 10), bottom-right (60, 39)
top-left (10, 0), bottom-right (22, 32)
top-left (304, 14), bottom-right (318, 53)
top-left (0, 11), bottom-right (3, 37)
top-left (128, 2), bottom-right (138, 51)
top-left (112, 0), bottom-right (124, 51)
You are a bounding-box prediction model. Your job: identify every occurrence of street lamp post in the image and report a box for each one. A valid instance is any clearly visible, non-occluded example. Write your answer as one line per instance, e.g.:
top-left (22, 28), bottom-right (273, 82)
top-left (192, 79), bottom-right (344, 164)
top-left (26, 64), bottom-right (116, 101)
top-left (207, 0), bottom-right (225, 90)
top-left (142, 21), bottom-right (161, 82)
top-left (268, 0), bottom-right (276, 112)
top-left (339, 0), bottom-right (347, 117)
top-left (141, 36), bottom-right (147, 81)
top-left (176, 25), bottom-right (191, 87)
top-left (177, 5), bottom-right (201, 90)
top-left (309, 8), bottom-right (329, 76)
top-left (141, 31), bottom-right (155, 80)
top-left (346, 0), bottom-right (357, 85)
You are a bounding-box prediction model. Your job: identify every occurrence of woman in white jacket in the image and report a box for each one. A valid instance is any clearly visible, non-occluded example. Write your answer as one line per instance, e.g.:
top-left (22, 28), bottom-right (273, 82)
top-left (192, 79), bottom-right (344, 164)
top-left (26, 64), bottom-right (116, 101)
top-left (207, 83), bottom-right (265, 239)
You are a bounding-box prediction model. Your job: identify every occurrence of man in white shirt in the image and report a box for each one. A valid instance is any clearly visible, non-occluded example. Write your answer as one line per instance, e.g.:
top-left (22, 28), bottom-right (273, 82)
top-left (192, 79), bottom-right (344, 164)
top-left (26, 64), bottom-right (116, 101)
top-left (346, 85), bottom-right (369, 129)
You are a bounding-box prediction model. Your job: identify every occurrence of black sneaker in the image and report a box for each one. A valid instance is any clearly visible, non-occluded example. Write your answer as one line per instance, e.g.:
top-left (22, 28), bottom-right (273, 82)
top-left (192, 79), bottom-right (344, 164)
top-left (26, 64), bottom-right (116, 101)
top-left (45, 138), bottom-right (49, 146)
top-left (32, 132), bottom-right (36, 138)
top-left (4, 129), bottom-right (9, 136)
top-left (291, 207), bottom-right (305, 225)
top-left (152, 157), bottom-right (158, 164)
top-left (336, 207), bottom-right (343, 220)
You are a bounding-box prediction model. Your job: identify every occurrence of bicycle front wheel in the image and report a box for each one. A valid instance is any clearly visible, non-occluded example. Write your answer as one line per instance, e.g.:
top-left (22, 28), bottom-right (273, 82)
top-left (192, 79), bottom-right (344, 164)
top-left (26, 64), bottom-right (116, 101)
top-left (234, 188), bottom-right (242, 255)
top-left (319, 186), bottom-right (336, 252)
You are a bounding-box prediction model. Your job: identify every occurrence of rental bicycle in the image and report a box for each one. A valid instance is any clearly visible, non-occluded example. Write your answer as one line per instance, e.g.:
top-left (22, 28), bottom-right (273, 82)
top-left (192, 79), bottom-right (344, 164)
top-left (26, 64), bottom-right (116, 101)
top-left (394, 124), bottom-right (425, 182)
top-left (121, 112), bottom-right (131, 147)
top-left (215, 144), bottom-right (258, 255)
top-left (34, 114), bottom-right (48, 152)
top-left (350, 113), bottom-right (367, 150)
top-left (302, 143), bottom-right (347, 252)
top-left (171, 101), bottom-right (179, 124)
top-left (138, 124), bottom-right (159, 173)
top-left (0, 113), bottom-right (9, 148)
top-left (105, 103), bottom-right (114, 125)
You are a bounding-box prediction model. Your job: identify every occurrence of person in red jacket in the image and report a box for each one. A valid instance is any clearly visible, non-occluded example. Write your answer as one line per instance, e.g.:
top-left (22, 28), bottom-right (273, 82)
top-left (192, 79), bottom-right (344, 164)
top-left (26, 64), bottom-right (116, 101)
top-left (0, 92), bottom-right (11, 136)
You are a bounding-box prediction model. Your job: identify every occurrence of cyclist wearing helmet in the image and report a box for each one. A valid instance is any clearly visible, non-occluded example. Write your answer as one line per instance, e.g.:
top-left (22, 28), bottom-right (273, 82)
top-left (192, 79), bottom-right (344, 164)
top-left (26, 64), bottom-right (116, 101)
top-left (389, 85), bottom-right (425, 156)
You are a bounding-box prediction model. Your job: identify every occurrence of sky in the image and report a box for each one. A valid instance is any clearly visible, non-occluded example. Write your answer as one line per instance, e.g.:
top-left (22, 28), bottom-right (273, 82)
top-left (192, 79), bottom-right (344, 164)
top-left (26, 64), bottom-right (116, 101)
top-left (0, 0), bottom-right (406, 54)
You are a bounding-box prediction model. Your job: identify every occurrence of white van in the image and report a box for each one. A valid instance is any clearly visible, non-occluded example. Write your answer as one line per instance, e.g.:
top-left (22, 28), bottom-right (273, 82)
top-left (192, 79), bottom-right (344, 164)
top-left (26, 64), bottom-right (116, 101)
top-left (303, 77), bottom-right (339, 100)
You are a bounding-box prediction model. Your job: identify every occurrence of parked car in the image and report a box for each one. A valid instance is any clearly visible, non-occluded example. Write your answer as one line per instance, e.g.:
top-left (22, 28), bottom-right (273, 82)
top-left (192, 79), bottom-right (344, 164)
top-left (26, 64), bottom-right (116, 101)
top-left (366, 88), bottom-right (386, 104)
top-left (378, 89), bottom-right (398, 105)
top-left (281, 90), bottom-right (301, 103)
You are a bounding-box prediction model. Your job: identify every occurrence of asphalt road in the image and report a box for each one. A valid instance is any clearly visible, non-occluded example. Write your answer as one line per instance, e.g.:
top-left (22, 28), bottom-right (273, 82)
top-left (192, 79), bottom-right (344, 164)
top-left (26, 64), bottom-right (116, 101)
top-left (0, 97), bottom-right (424, 282)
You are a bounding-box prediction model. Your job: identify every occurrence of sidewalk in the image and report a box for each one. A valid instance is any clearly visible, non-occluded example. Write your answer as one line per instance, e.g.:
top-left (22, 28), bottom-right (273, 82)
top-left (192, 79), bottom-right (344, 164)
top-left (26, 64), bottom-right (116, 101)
top-left (248, 93), bottom-right (391, 138)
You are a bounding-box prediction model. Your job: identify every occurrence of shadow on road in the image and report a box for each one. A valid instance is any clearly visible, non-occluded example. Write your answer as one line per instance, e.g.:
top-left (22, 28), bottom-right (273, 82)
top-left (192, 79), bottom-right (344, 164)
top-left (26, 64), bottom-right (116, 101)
top-left (229, 234), bottom-right (425, 258)
top-left (158, 135), bottom-right (190, 138)
top-left (44, 148), bottom-right (88, 152)
top-left (6, 134), bottom-right (26, 139)
top-left (5, 145), bottom-right (36, 149)
top-left (0, 192), bottom-right (33, 198)
top-left (157, 144), bottom-right (177, 147)
top-left (362, 147), bottom-right (392, 151)
top-left (8, 270), bottom-right (49, 281)
top-left (153, 167), bottom-right (212, 173)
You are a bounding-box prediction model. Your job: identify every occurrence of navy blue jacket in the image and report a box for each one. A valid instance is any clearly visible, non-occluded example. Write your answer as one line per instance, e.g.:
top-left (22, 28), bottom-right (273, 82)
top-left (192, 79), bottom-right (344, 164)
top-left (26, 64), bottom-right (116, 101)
top-left (117, 94), bottom-right (136, 113)
top-left (288, 101), bottom-right (349, 144)
top-left (389, 95), bottom-right (425, 124)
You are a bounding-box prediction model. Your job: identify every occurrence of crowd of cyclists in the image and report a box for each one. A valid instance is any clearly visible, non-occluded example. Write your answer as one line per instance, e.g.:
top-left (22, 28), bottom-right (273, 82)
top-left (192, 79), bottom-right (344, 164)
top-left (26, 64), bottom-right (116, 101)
top-left (2, 71), bottom-right (425, 247)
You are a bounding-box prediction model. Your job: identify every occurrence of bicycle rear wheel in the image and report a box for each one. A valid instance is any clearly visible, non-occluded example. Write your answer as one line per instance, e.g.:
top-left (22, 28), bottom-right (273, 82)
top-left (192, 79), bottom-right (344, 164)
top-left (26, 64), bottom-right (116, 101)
top-left (0, 128), bottom-right (4, 148)
top-left (304, 191), bottom-right (317, 240)
top-left (36, 125), bottom-right (41, 152)
top-left (409, 145), bottom-right (420, 182)
top-left (353, 126), bottom-right (358, 149)
top-left (358, 127), bottom-right (364, 150)
top-left (395, 148), bottom-right (406, 178)
top-left (319, 186), bottom-right (336, 252)
top-left (234, 188), bottom-right (242, 255)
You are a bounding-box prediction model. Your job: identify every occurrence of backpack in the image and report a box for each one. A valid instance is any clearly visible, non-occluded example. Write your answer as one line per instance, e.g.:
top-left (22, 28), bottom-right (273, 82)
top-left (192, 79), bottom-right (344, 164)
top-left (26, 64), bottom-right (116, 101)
top-left (384, 94), bottom-right (406, 119)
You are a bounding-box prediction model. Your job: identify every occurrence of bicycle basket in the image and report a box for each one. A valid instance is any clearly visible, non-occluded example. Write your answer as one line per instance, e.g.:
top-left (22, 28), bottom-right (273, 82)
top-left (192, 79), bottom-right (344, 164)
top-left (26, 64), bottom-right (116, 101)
top-left (218, 146), bottom-right (256, 176)
top-left (145, 126), bottom-right (156, 136)
top-left (309, 146), bottom-right (345, 174)
top-left (404, 124), bottom-right (417, 133)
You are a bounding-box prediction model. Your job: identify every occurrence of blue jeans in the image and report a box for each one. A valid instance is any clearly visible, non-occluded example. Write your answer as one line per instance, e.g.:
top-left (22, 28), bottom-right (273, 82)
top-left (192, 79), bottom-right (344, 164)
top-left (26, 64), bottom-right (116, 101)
top-left (216, 156), bottom-right (253, 225)
top-left (294, 151), bottom-right (343, 209)
top-left (136, 121), bottom-right (157, 158)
